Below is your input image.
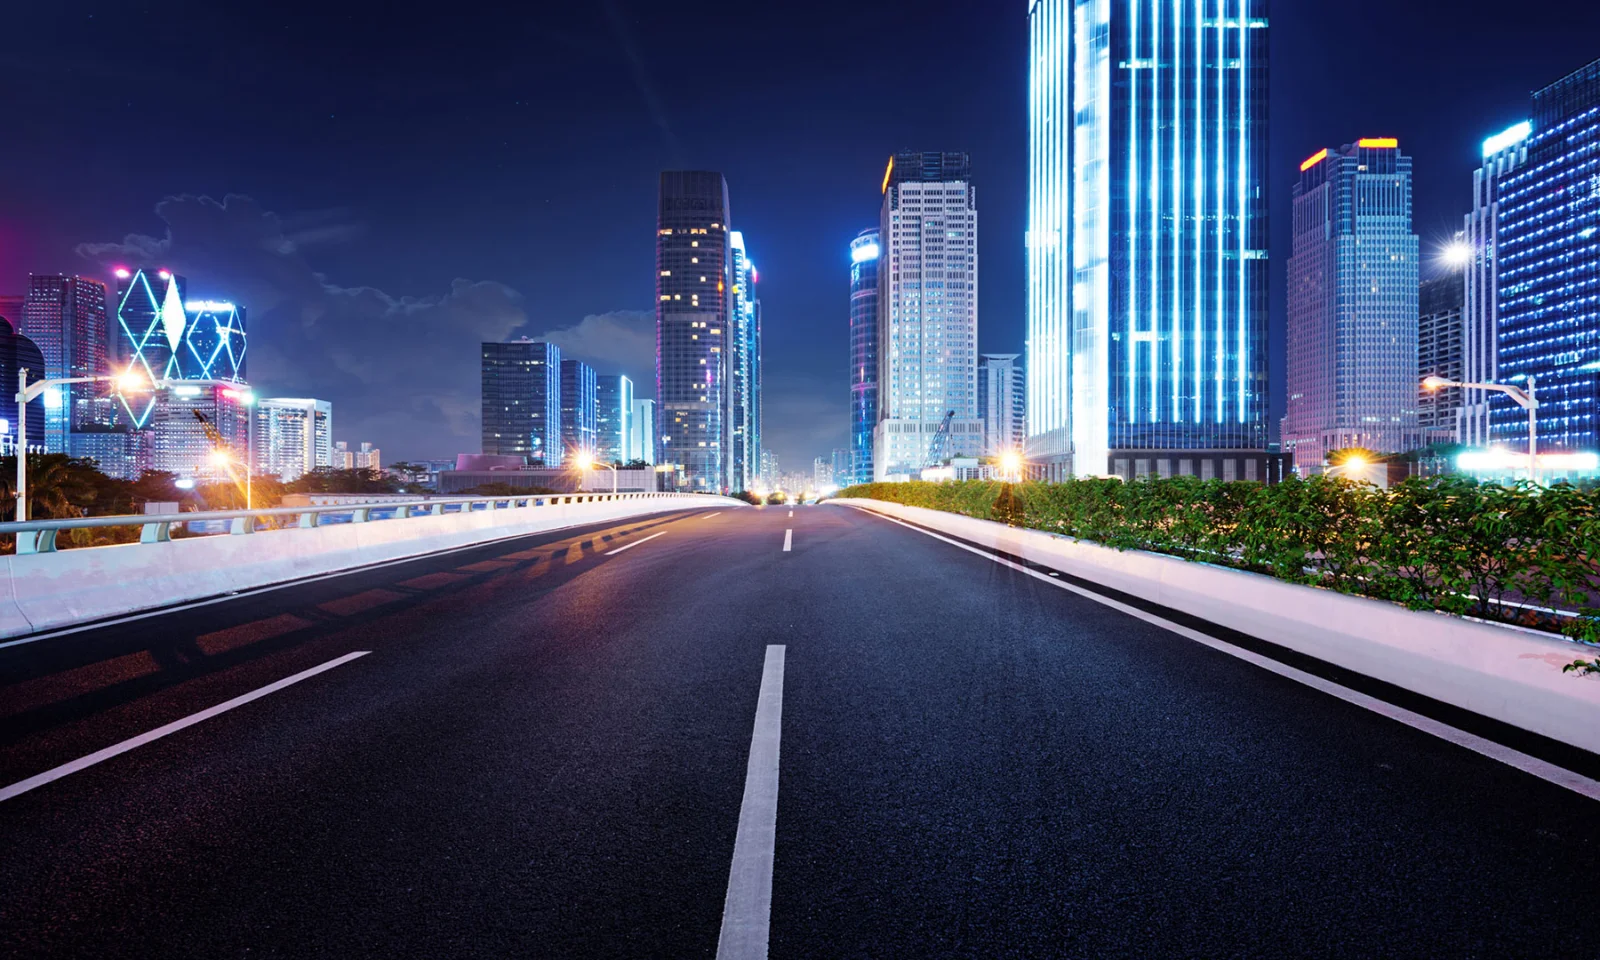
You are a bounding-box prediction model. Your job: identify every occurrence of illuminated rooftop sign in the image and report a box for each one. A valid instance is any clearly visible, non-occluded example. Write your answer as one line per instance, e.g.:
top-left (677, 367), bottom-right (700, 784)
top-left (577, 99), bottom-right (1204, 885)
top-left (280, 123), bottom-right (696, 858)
top-left (1356, 137), bottom-right (1398, 149)
top-left (1482, 121), bottom-right (1532, 158)
top-left (1300, 148), bottom-right (1328, 172)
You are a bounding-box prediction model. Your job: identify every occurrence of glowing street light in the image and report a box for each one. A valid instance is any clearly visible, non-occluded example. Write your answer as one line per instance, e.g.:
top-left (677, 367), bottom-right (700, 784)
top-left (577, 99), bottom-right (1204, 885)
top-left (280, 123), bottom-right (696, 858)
top-left (574, 451), bottom-right (617, 494)
top-left (998, 449), bottom-right (1024, 483)
top-left (1425, 374), bottom-right (1539, 483)
top-left (1441, 240), bottom-right (1475, 269)
top-left (13, 367), bottom-right (163, 523)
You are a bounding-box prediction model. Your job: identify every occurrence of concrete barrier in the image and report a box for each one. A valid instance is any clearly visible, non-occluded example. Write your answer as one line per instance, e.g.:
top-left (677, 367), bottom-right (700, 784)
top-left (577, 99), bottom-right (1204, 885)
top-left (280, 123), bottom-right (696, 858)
top-left (834, 498), bottom-right (1600, 756)
top-left (0, 495), bottom-right (741, 640)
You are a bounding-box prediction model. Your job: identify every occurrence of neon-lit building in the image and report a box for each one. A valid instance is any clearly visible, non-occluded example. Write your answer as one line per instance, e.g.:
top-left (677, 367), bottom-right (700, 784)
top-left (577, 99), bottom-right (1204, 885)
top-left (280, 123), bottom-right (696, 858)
top-left (0, 315), bottom-right (47, 454)
top-left (1461, 123), bottom-right (1530, 446)
top-left (979, 353), bottom-right (1025, 456)
top-left (560, 358), bottom-right (597, 460)
top-left (874, 151), bottom-right (981, 479)
top-left (113, 268), bottom-right (248, 427)
top-left (729, 231), bottom-right (761, 491)
top-left (481, 339), bottom-right (562, 464)
top-left (632, 398), bottom-right (657, 466)
top-left (848, 229), bottom-right (879, 486)
top-left (19, 275), bottom-right (108, 451)
top-left (1285, 140), bottom-right (1420, 474)
top-left (657, 171), bottom-right (732, 491)
top-left (1026, 0), bottom-right (1271, 481)
top-left (254, 398), bottom-right (333, 482)
top-left (1494, 59), bottom-right (1600, 454)
top-left (149, 382), bottom-right (252, 481)
top-left (596, 374), bottom-right (634, 463)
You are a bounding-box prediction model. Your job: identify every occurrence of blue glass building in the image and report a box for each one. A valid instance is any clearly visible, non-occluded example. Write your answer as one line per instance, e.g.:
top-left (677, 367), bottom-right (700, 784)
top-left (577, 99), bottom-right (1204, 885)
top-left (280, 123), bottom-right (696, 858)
top-left (560, 358), bottom-right (598, 461)
top-left (848, 228), bottom-right (879, 486)
top-left (595, 374), bottom-right (633, 463)
top-left (729, 231), bottom-right (761, 492)
top-left (1027, 0), bottom-right (1271, 481)
top-left (1494, 59), bottom-right (1600, 453)
top-left (481, 339), bottom-right (561, 464)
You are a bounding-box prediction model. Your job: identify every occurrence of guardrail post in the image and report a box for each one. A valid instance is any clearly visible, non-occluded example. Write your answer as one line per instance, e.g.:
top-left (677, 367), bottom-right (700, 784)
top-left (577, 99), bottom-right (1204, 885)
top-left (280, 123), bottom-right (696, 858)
top-left (140, 521), bottom-right (171, 543)
top-left (395, 505), bottom-right (412, 518)
top-left (298, 512), bottom-right (320, 529)
top-left (430, 503), bottom-right (445, 516)
top-left (229, 516), bottom-right (255, 535)
top-left (351, 508), bottom-right (370, 523)
top-left (16, 530), bottom-right (57, 555)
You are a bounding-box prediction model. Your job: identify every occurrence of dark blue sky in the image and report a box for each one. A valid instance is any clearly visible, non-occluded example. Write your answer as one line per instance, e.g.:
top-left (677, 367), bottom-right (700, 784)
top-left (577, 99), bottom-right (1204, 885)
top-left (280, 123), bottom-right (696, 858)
top-left (2, 1), bottom-right (1598, 467)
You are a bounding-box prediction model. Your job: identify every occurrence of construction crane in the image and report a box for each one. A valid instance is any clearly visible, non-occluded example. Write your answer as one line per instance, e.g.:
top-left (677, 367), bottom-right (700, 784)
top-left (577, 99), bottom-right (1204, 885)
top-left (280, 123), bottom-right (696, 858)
top-left (924, 409), bottom-right (956, 468)
top-left (193, 410), bottom-right (253, 509)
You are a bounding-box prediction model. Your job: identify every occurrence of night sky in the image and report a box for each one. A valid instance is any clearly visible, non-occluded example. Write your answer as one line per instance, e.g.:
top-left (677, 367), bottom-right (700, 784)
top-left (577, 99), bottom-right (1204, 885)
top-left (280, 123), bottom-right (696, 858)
top-left (3, 1), bottom-right (1598, 469)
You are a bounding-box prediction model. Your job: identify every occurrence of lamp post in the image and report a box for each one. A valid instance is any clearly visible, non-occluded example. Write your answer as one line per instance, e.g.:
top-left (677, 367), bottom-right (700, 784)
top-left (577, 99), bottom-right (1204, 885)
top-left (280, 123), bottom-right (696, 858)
top-left (998, 449), bottom-right (1024, 483)
top-left (14, 368), bottom-right (154, 523)
top-left (1423, 375), bottom-right (1538, 484)
top-left (574, 452), bottom-right (617, 494)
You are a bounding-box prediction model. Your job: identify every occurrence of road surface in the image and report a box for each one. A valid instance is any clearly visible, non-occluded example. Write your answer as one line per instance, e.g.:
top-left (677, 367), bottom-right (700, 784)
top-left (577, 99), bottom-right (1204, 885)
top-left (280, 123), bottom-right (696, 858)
top-left (1, 503), bottom-right (1595, 958)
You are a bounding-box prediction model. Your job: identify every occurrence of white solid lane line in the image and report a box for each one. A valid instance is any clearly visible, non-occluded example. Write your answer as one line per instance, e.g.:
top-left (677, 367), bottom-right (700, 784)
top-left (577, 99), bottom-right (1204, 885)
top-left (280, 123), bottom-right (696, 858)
top-left (782, 529), bottom-right (792, 552)
top-left (704, 512), bottom-right (723, 519)
top-left (0, 650), bottom-right (371, 804)
top-left (604, 531), bottom-right (666, 556)
top-left (715, 644), bottom-right (786, 960)
top-left (858, 508), bottom-right (1600, 803)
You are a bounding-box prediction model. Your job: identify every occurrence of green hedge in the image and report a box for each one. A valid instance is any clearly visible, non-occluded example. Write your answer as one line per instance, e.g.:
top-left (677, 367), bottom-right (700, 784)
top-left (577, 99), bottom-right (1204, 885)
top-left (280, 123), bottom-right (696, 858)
top-left (836, 477), bottom-right (1600, 644)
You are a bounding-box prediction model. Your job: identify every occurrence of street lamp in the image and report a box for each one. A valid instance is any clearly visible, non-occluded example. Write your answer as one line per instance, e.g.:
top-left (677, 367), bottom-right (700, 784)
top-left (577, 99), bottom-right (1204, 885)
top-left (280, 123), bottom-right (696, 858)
top-left (998, 449), bottom-right (1024, 483)
top-left (13, 368), bottom-right (155, 523)
top-left (574, 452), bottom-right (616, 494)
top-left (1424, 374), bottom-right (1539, 484)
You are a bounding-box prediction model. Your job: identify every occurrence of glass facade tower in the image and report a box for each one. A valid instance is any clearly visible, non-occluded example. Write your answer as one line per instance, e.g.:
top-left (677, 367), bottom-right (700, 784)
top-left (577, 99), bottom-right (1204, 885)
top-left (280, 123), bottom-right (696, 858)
top-left (560, 358), bottom-right (598, 460)
top-left (1285, 140), bottom-right (1420, 474)
top-left (657, 171), bottom-right (732, 491)
top-left (1494, 59), bottom-right (1600, 453)
top-left (1027, 0), bottom-right (1271, 481)
top-left (481, 339), bottom-right (561, 464)
top-left (729, 231), bottom-right (760, 491)
top-left (979, 353), bottom-right (1026, 455)
top-left (596, 374), bottom-right (634, 463)
top-left (848, 228), bottom-right (880, 486)
top-left (1461, 124), bottom-right (1529, 446)
top-left (20, 274), bottom-right (108, 451)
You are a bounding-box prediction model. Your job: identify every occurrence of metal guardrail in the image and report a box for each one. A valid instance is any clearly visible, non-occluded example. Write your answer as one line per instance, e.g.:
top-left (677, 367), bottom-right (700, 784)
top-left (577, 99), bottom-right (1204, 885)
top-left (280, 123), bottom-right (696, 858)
top-left (0, 491), bottom-right (682, 556)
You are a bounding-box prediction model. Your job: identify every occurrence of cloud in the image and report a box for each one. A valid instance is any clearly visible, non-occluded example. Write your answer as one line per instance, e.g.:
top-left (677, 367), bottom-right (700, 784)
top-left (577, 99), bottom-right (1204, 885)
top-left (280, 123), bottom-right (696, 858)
top-left (530, 310), bottom-right (655, 387)
top-left (77, 194), bottom-right (526, 459)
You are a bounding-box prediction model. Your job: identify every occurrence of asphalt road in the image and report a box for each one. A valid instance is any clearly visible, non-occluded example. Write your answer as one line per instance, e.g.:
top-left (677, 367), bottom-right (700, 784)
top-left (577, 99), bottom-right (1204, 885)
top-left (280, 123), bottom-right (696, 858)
top-left (1, 503), bottom-right (1596, 959)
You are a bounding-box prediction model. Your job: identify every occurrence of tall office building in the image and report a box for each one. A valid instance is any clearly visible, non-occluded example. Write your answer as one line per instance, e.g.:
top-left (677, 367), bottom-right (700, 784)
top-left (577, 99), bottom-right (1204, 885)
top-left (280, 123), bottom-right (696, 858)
top-left (148, 382), bottom-right (252, 480)
top-left (1461, 123), bottom-right (1530, 446)
top-left (335, 441), bottom-right (381, 471)
top-left (560, 358), bottom-right (598, 459)
top-left (632, 398), bottom-right (657, 465)
top-left (113, 268), bottom-right (245, 392)
top-left (874, 151), bottom-right (981, 478)
top-left (1027, 0), bottom-right (1271, 481)
top-left (255, 397), bottom-right (333, 482)
top-left (1284, 140), bottom-right (1420, 474)
top-left (20, 275), bottom-right (109, 451)
top-left (1418, 274), bottom-right (1465, 441)
top-left (729, 231), bottom-right (761, 491)
top-left (481, 339), bottom-right (562, 464)
top-left (0, 316), bottom-right (47, 453)
top-left (1494, 59), bottom-right (1600, 454)
top-left (848, 228), bottom-right (880, 485)
top-left (596, 374), bottom-right (634, 463)
top-left (657, 171), bottom-right (733, 491)
top-left (978, 353), bottom-right (1025, 456)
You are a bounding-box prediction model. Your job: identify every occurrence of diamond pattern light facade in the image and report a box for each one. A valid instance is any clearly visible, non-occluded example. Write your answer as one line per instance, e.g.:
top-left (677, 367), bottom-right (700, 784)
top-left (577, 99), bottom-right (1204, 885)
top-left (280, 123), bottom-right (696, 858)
top-left (114, 269), bottom-right (247, 427)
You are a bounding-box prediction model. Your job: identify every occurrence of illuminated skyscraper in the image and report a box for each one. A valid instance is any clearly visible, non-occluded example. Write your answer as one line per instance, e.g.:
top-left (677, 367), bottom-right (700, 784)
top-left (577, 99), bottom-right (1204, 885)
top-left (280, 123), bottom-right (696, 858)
top-left (848, 228), bottom-right (880, 485)
top-left (255, 398), bottom-right (333, 482)
top-left (632, 398), bottom-right (657, 465)
top-left (979, 353), bottom-right (1025, 456)
top-left (874, 151), bottom-right (981, 479)
top-left (657, 171), bottom-right (732, 491)
top-left (0, 316), bottom-right (47, 453)
top-left (1461, 123), bottom-right (1529, 446)
top-left (596, 374), bottom-right (634, 463)
top-left (729, 231), bottom-right (761, 490)
top-left (20, 274), bottom-right (109, 450)
top-left (1027, 0), bottom-right (1271, 481)
top-left (560, 358), bottom-right (598, 460)
top-left (148, 382), bottom-right (252, 480)
top-left (1494, 59), bottom-right (1600, 454)
top-left (112, 268), bottom-right (249, 428)
top-left (1418, 273), bottom-right (1465, 441)
top-left (481, 339), bottom-right (561, 464)
top-left (1285, 140), bottom-right (1420, 473)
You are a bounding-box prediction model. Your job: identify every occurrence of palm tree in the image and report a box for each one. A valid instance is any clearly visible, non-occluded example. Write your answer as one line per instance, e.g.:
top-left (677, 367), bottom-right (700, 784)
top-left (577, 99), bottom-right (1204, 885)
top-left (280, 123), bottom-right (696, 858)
top-left (0, 454), bottom-right (97, 521)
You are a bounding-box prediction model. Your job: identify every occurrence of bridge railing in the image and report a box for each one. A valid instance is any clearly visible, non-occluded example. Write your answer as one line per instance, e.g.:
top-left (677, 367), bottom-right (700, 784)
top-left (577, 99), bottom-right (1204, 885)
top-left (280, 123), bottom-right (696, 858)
top-left (0, 492), bottom-right (682, 555)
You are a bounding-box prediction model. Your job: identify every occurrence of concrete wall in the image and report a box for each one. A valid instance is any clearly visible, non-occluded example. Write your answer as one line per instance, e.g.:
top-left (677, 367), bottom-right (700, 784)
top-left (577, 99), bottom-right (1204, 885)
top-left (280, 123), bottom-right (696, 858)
top-left (0, 494), bottom-right (740, 640)
top-left (834, 498), bottom-right (1600, 755)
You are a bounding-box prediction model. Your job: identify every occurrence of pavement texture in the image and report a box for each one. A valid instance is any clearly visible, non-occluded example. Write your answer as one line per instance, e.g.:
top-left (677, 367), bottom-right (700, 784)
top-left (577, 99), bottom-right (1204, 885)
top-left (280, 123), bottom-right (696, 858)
top-left (0, 502), bottom-right (1596, 959)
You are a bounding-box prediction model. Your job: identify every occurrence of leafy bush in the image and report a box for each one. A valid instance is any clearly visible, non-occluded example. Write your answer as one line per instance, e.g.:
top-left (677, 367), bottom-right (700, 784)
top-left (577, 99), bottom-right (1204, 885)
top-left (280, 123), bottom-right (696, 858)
top-left (836, 477), bottom-right (1600, 654)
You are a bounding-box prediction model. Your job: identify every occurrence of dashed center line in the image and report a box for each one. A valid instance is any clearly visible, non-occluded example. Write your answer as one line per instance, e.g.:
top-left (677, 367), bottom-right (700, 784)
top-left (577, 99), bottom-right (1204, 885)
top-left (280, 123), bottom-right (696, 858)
top-left (605, 531), bottom-right (665, 556)
top-left (782, 529), bottom-right (792, 552)
top-left (704, 512), bottom-right (723, 519)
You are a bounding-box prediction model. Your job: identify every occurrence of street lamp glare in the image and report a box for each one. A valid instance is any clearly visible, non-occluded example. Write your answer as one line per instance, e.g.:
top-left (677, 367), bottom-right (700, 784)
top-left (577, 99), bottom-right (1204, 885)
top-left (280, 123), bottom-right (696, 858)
top-left (1442, 241), bottom-right (1474, 268)
top-left (1422, 375), bottom-right (1453, 391)
top-left (115, 370), bottom-right (149, 393)
top-left (209, 449), bottom-right (232, 467)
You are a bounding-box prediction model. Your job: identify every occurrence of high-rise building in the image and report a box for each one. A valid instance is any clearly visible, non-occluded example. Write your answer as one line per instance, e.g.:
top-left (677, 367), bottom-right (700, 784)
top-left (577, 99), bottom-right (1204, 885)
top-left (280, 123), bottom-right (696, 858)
top-left (148, 382), bottom-right (252, 480)
top-left (978, 353), bottom-right (1025, 456)
top-left (729, 231), bottom-right (761, 491)
top-left (335, 441), bottom-right (380, 471)
top-left (1027, 0), bottom-right (1271, 482)
top-left (1494, 59), bottom-right (1600, 454)
top-left (68, 429), bottom-right (150, 480)
top-left (759, 448), bottom-right (778, 490)
top-left (596, 374), bottom-right (634, 463)
top-left (112, 268), bottom-right (246, 395)
top-left (255, 398), bottom-right (333, 482)
top-left (0, 316), bottom-right (47, 454)
top-left (560, 358), bottom-right (598, 460)
top-left (20, 275), bottom-right (109, 451)
top-left (481, 339), bottom-right (561, 464)
top-left (657, 171), bottom-right (733, 491)
top-left (1284, 140), bottom-right (1420, 474)
top-left (1461, 123), bottom-right (1530, 447)
top-left (1418, 274), bottom-right (1465, 442)
top-left (632, 398), bottom-right (657, 465)
top-left (874, 151), bottom-right (981, 478)
top-left (812, 456), bottom-right (834, 490)
top-left (848, 228), bottom-right (880, 486)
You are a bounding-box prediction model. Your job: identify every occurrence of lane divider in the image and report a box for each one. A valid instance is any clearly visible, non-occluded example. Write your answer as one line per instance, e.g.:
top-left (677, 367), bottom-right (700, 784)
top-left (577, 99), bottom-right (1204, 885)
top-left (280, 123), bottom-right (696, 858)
top-left (0, 651), bottom-right (371, 804)
top-left (715, 644), bottom-right (786, 960)
top-left (782, 530), bottom-right (792, 553)
top-left (604, 531), bottom-right (666, 556)
top-left (704, 513), bottom-right (723, 520)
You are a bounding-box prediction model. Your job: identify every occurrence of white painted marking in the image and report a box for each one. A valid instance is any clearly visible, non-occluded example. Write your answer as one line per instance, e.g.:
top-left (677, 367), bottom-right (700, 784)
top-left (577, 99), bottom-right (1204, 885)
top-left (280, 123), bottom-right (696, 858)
top-left (788, 510), bottom-right (793, 518)
top-left (605, 531), bottom-right (665, 556)
top-left (704, 512), bottom-right (723, 519)
top-left (716, 644), bottom-right (786, 960)
top-left (853, 507), bottom-right (1600, 803)
top-left (782, 529), bottom-right (792, 552)
top-left (0, 651), bottom-right (371, 803)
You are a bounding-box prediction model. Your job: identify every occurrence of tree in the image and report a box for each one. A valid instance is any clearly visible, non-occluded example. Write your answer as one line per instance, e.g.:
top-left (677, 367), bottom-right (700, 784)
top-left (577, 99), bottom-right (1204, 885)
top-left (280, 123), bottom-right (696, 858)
top-left (0, 454), bottom-right (104, 521)
top-left (286, 467), bottom-right (400, 495)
